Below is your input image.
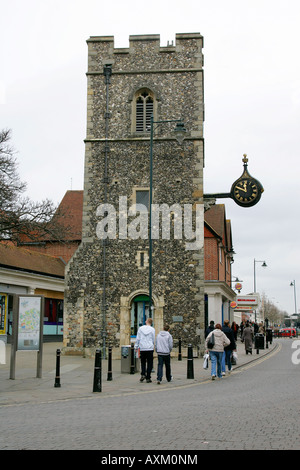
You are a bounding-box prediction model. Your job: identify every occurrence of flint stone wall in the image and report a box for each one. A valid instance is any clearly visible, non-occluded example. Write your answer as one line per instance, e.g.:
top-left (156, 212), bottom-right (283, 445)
top-left (64, 33), bottom-right (205, 357)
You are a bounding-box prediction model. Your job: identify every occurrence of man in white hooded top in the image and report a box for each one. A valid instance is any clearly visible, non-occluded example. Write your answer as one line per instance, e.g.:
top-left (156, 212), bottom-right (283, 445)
top-left (155, 324), bottom-right (173, 384)
top-left (135, 317), bottom-right (155, 383)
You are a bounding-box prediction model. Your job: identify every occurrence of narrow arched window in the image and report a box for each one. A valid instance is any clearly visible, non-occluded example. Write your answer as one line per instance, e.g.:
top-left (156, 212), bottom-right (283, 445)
top-left (135, 90), bottom-right (154, 132)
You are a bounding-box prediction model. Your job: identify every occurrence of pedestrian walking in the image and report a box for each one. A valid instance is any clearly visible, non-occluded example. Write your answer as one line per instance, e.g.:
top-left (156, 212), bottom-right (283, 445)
top-left (155, 324), bottom-right (173, 384)
top-left (242, 321), bottom-right (254, 354)
top-left (231, 321), bottom-right (239, 341)
top-left (205, 320), bottom-right (215, 338)
top-left (222, 320), bottom-right (236, 375)
top-left (240, 320), bottom-right (246, 339)
top-left (205, 323), bottom-right (230, 380)
top-left (135, 317), bottom-right (155, 383)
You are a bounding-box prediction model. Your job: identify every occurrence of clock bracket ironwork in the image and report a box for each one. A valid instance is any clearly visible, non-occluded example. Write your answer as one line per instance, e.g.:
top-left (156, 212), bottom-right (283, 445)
top-left (203, 154), bottom-right (264, 208)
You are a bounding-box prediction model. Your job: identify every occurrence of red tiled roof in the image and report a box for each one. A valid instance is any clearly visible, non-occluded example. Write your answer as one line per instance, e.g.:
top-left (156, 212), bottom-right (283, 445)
top-left (18, 190), bottom-right (83, 243)
top-left (51, 190), bottom-right (83, 241)
top-left (204, 204), bottom-right (233, 251)
top-left (0, 243), bottom-right (65, 277)
top-left (204, 204), bottom-right (226, 238)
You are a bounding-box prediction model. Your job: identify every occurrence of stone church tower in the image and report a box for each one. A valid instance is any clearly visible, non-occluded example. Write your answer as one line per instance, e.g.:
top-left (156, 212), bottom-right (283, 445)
top-left (63, 33), bottom-right (205, 357)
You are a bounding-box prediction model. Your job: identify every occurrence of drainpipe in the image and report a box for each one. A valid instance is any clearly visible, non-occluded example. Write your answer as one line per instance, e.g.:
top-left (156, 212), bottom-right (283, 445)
top-left (101, 63), bottom-right (112, 359)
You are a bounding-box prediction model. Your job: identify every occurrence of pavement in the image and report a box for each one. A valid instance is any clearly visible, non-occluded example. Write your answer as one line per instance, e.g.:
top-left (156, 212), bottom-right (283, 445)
top-left (0, 338), bottom-right (279, 406)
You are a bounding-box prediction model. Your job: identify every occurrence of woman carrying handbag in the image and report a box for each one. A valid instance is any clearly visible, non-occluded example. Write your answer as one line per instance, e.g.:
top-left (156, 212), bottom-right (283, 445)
top-left (205, 323), bottom-right (230, 380)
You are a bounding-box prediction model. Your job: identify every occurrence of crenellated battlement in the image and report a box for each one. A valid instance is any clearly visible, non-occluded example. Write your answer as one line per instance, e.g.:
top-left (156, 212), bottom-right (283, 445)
top-left (87, 32), bottom-right (203, 48)
top-left (87, 33), bottom-right (203, 73)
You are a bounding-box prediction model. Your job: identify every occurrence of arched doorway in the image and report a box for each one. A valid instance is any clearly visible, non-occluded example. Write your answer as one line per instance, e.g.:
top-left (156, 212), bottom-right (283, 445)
top-left (120, 291), bottom-right (165, 348)
top-left (130, 294), bottom-right (151, 339)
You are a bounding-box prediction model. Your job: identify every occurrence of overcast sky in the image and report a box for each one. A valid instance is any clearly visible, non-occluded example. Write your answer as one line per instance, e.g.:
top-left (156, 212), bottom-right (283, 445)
top-left (1, 0), bottom-right (299, 316)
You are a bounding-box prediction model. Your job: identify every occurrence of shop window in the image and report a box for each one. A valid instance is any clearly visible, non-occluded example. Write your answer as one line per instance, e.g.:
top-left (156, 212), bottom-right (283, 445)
top-left (44, 299), bottom-right (64, 335)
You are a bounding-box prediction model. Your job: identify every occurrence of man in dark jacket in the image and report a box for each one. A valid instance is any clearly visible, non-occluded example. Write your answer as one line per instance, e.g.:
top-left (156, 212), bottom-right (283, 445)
top-left (205, 320), bottom-right (215, 338)
top-left (222, 320), bottom-right (236, 374)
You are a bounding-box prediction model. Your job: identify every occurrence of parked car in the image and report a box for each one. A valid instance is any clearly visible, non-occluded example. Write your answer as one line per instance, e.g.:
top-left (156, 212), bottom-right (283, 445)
top-left (278, 328), bottom-right (296, 337)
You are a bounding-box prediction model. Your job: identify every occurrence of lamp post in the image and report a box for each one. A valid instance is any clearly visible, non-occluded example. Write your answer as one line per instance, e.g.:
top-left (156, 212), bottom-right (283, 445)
top-left (253, 259), bottom-right (267, 322)
top-left (290, 280), bottom-right (297, 315)
top-left (148, 115), bottom-right (186, 316)
top-left (253, 259), bottom-right (267, 292)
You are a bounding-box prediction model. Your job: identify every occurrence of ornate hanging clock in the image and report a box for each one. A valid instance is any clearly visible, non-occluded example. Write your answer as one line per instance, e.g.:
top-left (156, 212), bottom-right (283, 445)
top-left (204, 154), bottom-right (264, 209)
top-left (230, 155), bottom-right (264, 207)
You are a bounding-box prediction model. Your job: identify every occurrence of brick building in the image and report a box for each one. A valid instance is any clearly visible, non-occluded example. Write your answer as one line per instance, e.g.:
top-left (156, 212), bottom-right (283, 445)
top-left (63, 33), bottom-right (205, 357)
top-left (204, 204), bottom-right (236, 326)
top-left (18, 190), bottom-right (83, 264)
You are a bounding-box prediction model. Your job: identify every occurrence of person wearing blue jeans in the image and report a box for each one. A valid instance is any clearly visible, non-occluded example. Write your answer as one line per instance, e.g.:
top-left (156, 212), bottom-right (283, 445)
top-left (205, 323), bottom-right (230, 380)
top-left (222, 349), bottom-right (233, 374)
top-left (209, 350), bottom-right (223, 379)
top-left (221, 319), bottom-right (237, 375)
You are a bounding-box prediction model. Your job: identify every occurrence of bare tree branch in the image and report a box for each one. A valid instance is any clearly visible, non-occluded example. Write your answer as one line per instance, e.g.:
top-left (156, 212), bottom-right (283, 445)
top-left (0, 129), bottom-right (72, 243)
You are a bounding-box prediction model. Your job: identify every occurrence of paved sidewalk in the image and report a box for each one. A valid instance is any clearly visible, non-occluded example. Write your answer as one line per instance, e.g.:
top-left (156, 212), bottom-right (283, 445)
top-left (0, 339), bottom-right (279, 406)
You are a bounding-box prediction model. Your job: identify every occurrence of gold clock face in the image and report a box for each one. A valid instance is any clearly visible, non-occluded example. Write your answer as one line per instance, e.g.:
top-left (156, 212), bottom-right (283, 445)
top-left (232, 178), bottom-right (260, 206)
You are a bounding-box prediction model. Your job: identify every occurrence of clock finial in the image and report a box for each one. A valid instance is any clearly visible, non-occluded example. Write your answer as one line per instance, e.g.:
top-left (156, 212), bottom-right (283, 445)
top-left (243, 154), bottom-right (248, 166)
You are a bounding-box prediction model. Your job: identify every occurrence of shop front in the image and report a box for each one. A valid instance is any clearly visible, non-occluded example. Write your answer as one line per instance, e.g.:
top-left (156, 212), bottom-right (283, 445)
top-left (35, 289), bottom-right (64, 338)
top-left (0, 270), bottom-right (65, 341)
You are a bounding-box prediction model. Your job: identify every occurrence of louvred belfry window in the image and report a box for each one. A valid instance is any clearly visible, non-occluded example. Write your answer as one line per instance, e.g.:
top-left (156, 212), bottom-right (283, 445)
top-left (135, 91), bottom-right (154, 132)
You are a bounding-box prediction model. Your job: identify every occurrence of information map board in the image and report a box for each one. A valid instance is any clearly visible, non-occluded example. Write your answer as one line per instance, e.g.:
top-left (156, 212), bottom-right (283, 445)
top-left (17, 296), bottom-right (43, 351)
top-left (10, 295), bottom-right (44, 379)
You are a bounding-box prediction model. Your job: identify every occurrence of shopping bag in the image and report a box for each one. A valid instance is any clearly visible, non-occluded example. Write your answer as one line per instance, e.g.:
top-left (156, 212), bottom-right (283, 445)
top-left (203, 353), bottom-right (209, 369)
top-left (232, 351), bottom-right (238, 365)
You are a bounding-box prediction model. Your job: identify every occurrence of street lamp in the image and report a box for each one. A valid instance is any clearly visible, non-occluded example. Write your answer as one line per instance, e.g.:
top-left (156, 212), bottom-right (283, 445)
top-left (149, 115), bottom-right (186, 316)
top-left (253, 259), bottom-right (267, 293)
top-left (290, 280), bottom-right (297, 315)
top-left (253, 259), bottom-right (267, 322)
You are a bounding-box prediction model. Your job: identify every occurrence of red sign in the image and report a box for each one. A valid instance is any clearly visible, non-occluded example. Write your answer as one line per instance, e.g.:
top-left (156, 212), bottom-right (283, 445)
top-left (236, 295), bottom-right (259, 306)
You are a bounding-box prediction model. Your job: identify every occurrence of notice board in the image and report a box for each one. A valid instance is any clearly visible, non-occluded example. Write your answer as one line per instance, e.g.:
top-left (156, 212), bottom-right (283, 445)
top-left (17, 296), bottom-right (43, 351)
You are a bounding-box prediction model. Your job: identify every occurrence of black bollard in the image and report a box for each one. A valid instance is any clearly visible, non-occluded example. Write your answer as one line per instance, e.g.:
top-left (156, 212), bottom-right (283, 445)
top-left (93, 349), bottom-right (102, 392)
top-left (107, 346), bottom-right (112, 381)
top-left (130, 343), bottom-right (135, 375)
top-left (54, 349), bottom-right (61, 388)
top-left (266, 329), bottom-right (272, 347)
top-left (187, 344), bottom-right (194, 379)
top-left (178, 338), bottom-right (182, 361)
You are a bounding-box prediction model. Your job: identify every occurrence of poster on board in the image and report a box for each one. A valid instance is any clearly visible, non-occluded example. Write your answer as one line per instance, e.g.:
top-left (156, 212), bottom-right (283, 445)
top-left (17, 296), bottom-right (43, 351)
top-left (0, 294), bottom-right (7, 335)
